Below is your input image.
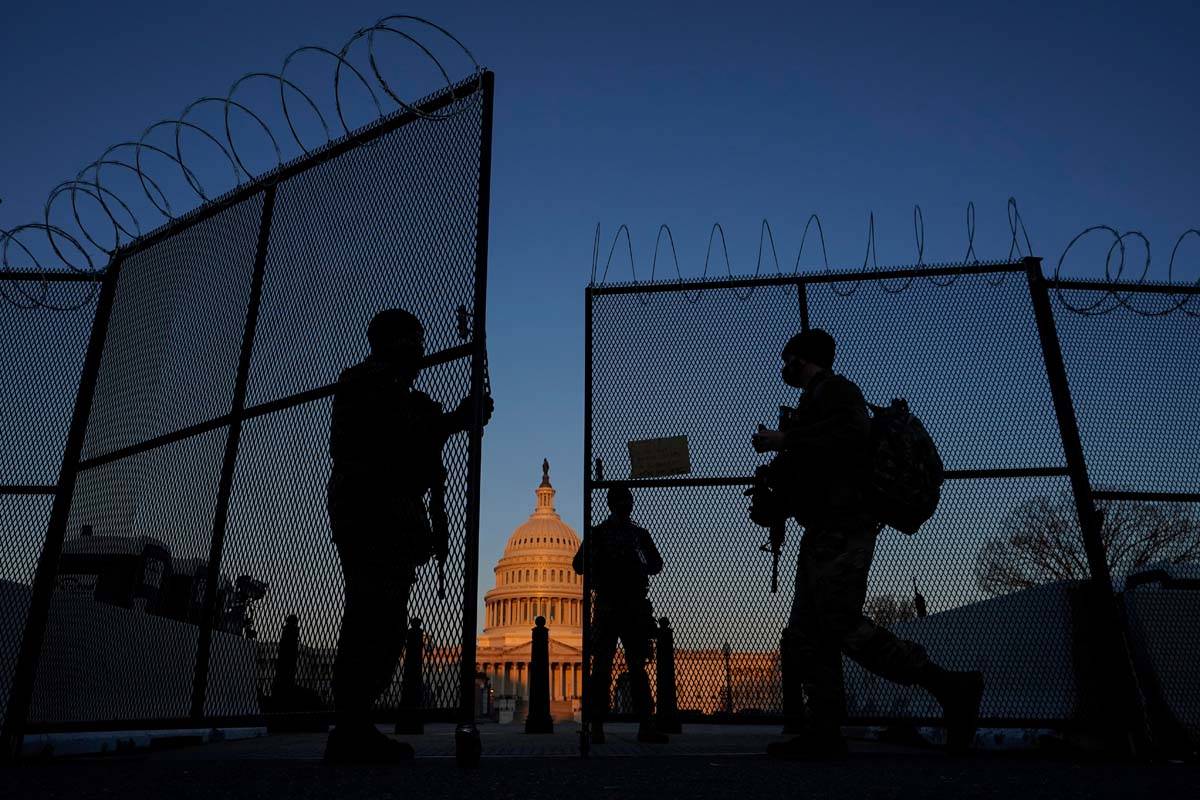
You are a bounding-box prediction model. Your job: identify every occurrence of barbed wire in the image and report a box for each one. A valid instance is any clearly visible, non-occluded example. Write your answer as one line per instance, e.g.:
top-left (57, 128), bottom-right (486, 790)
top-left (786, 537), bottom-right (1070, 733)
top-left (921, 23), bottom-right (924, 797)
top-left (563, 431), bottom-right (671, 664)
top-left (0, 14), bottom-right (481, 311)
top-left (590, 199), bottom-right (1199, 317)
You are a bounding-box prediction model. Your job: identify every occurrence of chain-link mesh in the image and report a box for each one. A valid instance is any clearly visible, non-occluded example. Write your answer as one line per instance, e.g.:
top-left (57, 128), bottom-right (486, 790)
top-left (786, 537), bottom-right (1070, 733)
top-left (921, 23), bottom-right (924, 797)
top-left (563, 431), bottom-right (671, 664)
top-left (7, 73), bottom-right (491, 733)
top-left (0, 282), bottom-right (97, 732)
top-left (1053, 287), bottom-right (1200, 496)
top-left (1053, 285), bottom-right (1200, 748)
top-left (585, 264), bottom-right (1198, 738)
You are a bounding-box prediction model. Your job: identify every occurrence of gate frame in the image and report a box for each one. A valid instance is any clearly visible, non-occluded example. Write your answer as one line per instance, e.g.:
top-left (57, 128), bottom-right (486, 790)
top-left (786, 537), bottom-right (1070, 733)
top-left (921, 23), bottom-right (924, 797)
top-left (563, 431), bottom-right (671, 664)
top-left (1, 70), bottom-right (495, 760)
top-left (579, 256), bottom-right (1197, 756)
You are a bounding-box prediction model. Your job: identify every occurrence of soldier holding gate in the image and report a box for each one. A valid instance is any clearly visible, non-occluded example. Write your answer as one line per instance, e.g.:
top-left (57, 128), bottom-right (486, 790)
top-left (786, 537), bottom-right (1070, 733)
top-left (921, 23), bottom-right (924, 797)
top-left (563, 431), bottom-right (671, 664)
top-left (325, 308), bottom-right (492, 763)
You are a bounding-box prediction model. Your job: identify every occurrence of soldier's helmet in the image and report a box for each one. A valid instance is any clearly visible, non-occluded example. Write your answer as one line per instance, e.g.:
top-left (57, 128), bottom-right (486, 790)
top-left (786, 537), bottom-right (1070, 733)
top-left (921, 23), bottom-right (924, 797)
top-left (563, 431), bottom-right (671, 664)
top-left (606, 486), bottom-right (634, 515)
top-left (368, 309), bottom-right (424, 351)
top-left (782, 328), bottom-right (835, 369)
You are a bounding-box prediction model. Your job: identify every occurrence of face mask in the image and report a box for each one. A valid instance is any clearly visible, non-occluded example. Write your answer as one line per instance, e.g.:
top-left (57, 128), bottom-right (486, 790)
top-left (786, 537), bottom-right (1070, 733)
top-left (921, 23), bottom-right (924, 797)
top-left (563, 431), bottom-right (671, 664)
top-left (380, 339), bottom-right (424, 384)
top-left (782, 358), bottom-right (806, 389)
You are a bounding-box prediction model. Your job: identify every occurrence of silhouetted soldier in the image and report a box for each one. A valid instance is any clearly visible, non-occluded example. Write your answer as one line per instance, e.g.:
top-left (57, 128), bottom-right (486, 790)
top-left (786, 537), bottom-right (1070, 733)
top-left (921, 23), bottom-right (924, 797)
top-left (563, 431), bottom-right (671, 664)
top-left (573, 487), bottom-right (669, 744)
top-left (751, 328), bottom-right (983, 758)
top-left (325, 308), bottom-right (492, 763)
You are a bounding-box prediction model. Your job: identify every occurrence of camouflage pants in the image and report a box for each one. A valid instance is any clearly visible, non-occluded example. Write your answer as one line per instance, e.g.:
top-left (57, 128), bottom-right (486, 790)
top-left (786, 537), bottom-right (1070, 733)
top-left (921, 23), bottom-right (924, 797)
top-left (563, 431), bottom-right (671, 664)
top-left (332, 535), bottom-right (415, 730)
top-left (787, 524), bottom-right (930, 727)
top-left (589, 597), bottom-right (656, 725)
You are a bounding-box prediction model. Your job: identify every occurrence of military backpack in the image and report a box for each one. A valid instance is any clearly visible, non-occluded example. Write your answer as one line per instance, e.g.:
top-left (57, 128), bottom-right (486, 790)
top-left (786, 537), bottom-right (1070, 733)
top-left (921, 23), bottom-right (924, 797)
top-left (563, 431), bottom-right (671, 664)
top-left (866, 398), bottom-right (944, 535)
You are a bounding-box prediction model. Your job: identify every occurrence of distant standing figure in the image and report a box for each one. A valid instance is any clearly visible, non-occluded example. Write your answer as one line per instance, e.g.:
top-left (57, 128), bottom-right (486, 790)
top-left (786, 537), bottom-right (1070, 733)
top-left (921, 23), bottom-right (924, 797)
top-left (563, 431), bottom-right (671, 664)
top-left (573, 487), bottom-right (669, 744)
top-left (750, 328), bottom-right (983, 759)
top-left (325, 308), bottom-right (492, 764)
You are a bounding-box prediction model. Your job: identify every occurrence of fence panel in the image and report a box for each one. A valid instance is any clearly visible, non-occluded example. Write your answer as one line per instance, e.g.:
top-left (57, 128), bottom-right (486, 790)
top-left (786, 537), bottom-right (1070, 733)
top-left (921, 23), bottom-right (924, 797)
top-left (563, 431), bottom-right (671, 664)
top-left (584, 264), bottom-right (1109, 728)
top-left (6, 73), bottom-right (492, 735)
top-left (0, 279), bottom-right (97, 733)
top-left (1052, 282), bottom-right (1200, 748)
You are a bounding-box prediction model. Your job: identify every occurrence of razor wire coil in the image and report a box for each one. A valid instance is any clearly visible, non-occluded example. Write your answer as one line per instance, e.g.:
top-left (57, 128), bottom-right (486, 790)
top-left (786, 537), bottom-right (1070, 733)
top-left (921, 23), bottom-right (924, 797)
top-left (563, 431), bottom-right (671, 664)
top-left (591, 198), bottom-right (1200, 317)
top-left (1, 14), bottom-right (481, 311)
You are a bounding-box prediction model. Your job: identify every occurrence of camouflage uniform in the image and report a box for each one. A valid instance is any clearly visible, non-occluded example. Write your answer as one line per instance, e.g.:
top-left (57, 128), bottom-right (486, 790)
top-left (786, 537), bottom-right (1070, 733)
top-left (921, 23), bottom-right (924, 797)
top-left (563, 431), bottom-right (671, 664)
top-left (327, 356), bottom-right (465, 730)
top-left (774, 369), bottom-right (930, 733)
top-left (573, 516), bottom-right (663, 726)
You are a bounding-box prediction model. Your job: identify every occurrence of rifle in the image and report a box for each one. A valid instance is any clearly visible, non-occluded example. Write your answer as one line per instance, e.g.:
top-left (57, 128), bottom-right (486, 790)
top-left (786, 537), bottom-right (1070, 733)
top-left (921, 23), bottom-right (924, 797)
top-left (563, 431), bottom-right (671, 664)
top-left (748, 405), bottom-right (794, 593)
top-left (760, 518), bottom-right (785, 594)
top-left (746, 463), bottom-right (786, 594)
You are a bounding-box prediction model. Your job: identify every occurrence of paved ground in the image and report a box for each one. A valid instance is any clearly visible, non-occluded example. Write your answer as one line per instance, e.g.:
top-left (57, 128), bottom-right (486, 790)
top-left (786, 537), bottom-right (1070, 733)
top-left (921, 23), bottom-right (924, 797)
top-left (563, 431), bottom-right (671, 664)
top-left (4, 723), bottom-right (1197, 800)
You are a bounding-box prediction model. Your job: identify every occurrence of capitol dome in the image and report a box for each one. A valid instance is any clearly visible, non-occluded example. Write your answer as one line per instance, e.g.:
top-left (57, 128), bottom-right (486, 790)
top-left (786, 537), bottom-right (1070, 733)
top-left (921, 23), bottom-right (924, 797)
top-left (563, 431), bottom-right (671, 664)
top-left (481, 460), bottom-right (583, 637)
top-left (477, 460), bottom-right (584, 719)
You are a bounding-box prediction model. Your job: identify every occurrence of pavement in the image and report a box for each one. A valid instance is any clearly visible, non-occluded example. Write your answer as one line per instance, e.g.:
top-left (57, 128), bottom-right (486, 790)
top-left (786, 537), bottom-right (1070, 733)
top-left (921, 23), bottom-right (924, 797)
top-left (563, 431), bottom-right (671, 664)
top-left (3, 723), bottom-right (1198, 800)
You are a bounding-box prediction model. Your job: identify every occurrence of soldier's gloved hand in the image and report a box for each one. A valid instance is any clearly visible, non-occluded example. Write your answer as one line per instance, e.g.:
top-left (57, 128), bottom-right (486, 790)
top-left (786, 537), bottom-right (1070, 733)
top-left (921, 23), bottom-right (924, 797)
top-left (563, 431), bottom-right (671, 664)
top-left (435, 535), bottom-right (450, 564)
top-left (453, 394), bottom-right (494, 429)
top-left (752, 425), bottom-right (785, 453)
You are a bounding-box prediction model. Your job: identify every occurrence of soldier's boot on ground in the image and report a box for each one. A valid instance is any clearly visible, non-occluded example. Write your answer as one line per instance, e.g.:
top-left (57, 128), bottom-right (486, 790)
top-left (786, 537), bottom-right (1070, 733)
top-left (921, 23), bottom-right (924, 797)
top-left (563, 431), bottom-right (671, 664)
top-left (590, 722), bottom-right (606, 745)
top-left (325, 723), bottom-right (416, 764)
top-left (766, 683), bottom-right (847, 761)
top-left (636, 721), bottom-right (669, 744)
top-left (919, 666), bottom-right (985, 753)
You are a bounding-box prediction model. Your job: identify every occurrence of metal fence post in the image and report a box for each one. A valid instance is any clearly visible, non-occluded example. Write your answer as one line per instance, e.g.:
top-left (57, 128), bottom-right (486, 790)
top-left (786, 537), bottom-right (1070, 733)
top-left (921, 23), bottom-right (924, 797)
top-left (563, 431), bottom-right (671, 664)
top-left (455, 70), bottom-right (494, 765)
top-left (1023, 256), bottom-right (1150, 756)
top-left (579, 286), bottom-right (594, 756)
top-left (797, 280), bottom-right (810, 332)
top-left (190, 184), bottom-right (277, 720)
top-left (0, 259), bottom-right (123, 762)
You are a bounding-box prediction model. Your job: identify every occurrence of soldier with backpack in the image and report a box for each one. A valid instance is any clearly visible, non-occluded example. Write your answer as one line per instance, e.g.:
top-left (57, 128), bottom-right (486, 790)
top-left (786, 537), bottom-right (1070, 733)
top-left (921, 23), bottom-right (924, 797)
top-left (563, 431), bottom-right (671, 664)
top-left (749, 328), bottom-right (984, 759)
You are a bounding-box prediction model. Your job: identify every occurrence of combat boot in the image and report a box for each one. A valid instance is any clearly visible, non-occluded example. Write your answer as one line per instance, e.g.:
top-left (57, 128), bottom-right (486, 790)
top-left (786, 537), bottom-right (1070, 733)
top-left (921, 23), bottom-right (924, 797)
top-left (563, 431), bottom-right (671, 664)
top-left (768, 681), bottom-right (846, 760)
top-left (920, 666), bottom-right (984, 753)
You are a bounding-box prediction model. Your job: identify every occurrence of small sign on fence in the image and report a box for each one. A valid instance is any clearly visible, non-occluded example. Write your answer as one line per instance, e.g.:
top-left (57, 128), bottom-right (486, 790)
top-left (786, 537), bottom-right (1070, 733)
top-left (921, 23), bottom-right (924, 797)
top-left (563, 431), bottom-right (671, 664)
top-left (628, 436), bottom-right (691, 479)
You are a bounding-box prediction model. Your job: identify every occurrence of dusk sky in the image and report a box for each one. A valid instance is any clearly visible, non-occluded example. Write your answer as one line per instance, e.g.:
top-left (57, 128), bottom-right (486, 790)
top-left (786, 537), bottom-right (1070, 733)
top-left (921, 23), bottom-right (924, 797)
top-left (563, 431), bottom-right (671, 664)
top-left (3, 0), bottom-right (1198, 607)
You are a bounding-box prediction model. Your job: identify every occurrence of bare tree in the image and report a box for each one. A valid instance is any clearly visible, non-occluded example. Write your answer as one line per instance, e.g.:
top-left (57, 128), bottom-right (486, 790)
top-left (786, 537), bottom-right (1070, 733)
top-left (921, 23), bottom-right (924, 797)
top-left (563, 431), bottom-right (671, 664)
top-left (864, 592), bottom-right (918, 627)
top-left (974, 491), bottom-right (1200, 596)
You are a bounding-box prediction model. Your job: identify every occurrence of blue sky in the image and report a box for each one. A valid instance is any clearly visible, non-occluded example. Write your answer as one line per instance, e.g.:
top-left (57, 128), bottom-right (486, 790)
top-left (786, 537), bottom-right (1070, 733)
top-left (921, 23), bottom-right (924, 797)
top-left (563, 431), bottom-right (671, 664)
top-left (3, 1), bottom-right (1198, 624)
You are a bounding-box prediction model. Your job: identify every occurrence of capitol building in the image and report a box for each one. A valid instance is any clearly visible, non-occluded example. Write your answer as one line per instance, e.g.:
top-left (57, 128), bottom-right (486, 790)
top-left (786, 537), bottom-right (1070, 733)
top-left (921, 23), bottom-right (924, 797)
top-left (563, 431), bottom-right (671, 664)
top-left (472, 461), bottom-right (779, 723)
top-left (476, 461), bottom-right (584, 720)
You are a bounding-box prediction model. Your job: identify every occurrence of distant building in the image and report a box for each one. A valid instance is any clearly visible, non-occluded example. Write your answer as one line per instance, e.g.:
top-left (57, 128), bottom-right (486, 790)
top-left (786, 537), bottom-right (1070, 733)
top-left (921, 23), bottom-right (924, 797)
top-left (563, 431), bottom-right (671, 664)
top-left (475, 462), bottom-right (583, 721)
top-left (471, 462), bottom-right (772, 721)
top-left (57, 527), bottom-right (262, 636)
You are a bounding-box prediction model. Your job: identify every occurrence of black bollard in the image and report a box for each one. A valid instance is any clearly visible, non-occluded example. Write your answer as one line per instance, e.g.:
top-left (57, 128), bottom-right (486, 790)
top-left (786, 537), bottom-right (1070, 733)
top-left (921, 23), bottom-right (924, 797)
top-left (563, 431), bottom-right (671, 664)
top-left (655, 617), bottom-right (681, 734)
top-left (265, 614), bottom-right (324, 732)
top-left (272, 614), bottom-right (300, 700)
top-left (524, 616), bottom-right (554, 734)
top-left (455, 722), bottom-right (482, 767)
top-left (395, 617), bottom-right (424, 735)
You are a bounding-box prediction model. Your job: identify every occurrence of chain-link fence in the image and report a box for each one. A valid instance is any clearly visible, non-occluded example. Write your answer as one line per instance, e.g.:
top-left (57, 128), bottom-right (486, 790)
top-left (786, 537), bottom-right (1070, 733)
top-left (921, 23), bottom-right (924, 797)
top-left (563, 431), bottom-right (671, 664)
top-left (1050, 281), bottom-right (1200, 750)
top-left (0, 275), bottom-right (99, 735)
top-left (1, 71), bottom-right (494, 747)
top-left (583, 259), bottom-right (1199, 751)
